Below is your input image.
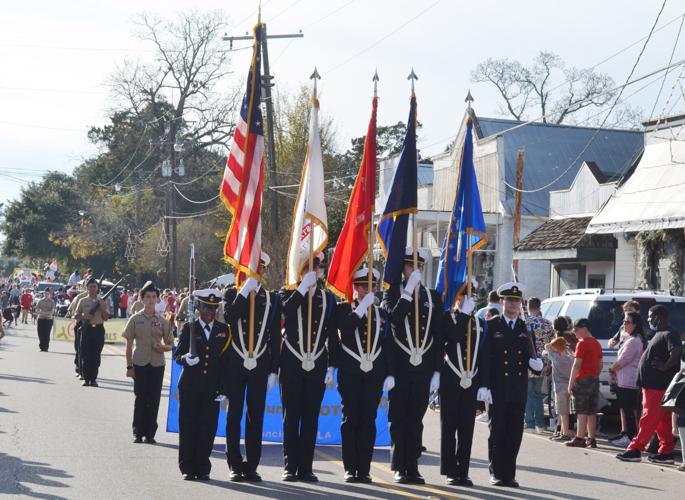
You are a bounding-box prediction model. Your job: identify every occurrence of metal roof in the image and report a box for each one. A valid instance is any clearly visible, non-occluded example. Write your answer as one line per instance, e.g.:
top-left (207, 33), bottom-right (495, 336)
top-left (476, 117), bottom-right (644, 216)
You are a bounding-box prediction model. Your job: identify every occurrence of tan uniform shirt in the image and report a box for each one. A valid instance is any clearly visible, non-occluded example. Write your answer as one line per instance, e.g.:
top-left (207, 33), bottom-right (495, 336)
top-left (75, 296), bottom-right (107, 325)
top-left (68, 291), bottom-right (88, 316)
top-left (130, 301), bottom-right (144, 316)
top-left (122, 311), bottom-right (172, 367)
top-left (35, 298), bottom-right (55, 320)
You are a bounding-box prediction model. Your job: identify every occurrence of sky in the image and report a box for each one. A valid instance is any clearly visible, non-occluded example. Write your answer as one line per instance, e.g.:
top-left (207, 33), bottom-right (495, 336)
top-left (1, 0), bottom-right (684, 204)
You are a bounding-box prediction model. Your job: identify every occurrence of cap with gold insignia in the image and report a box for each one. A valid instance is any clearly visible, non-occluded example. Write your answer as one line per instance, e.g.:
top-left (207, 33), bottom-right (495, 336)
top-left (403, 246), bottom-right (430, 264)
top-left (497, 282), bottom-right (524, 300)
top-left (353, 267), bottom-right (380, 285)
top-left (193, 288), bottom-right (222, 307)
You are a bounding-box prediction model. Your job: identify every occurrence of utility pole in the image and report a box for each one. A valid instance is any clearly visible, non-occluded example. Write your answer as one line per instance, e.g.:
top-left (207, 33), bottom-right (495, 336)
top-left (512, 148), bottom-right (525, 275)
top-left (223, 24), bottom-right (303, 245)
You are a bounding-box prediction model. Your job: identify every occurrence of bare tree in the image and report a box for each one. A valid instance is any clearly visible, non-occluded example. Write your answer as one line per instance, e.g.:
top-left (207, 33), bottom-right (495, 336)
top-left (471, 51), bottom-right (642, 127)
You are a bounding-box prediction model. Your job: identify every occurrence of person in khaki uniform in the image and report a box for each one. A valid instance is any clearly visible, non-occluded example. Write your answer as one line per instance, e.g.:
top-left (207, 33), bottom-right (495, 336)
top-left (35, 289), bottom-right (56, 352)
top-left (129, 294), bottom-right (145, 316)
top-left (123, 281), bottom-right (173, 444)
top-left (68, 289), bottom-right (88, 377)
top-left (74, 277), bottom-right (109, 387)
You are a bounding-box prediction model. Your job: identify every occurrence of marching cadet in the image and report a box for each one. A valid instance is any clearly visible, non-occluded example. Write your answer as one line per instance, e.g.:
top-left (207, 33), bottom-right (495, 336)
top-left (74, 277), bottom-right (109, 387)
top-left (279, 254), bottom-right (337, 483)
top-left (222, 253), bottom-right (281, 483)
top-left (440, 293), bottom-right (481, 487)
top-left (174, 288), bottom-right (231, 481)
top-left (123, 281), bottom-right (173, 444)
top-left (383, 248), bottom-right (443, 484)
top-left (35, 288), bottom-right (56, 352)
top-left (477, 282), bottom-right (543, 488)
top-left (333, 267), bottom-right (395, 484)
top-left (68, 287), bottom-right (88, 378)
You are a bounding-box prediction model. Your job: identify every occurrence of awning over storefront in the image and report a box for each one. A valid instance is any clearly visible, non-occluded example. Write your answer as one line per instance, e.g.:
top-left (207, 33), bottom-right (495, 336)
top-left (587, 138), bottom-right (685, 233)
top-left (514, 216), bottom-right (616, 261)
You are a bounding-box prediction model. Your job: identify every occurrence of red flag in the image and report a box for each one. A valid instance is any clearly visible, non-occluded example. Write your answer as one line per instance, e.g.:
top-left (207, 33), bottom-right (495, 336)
top-left (327, 97), bottom-right (378, 301)
top-left (220, 24), bottom-right (265, 281)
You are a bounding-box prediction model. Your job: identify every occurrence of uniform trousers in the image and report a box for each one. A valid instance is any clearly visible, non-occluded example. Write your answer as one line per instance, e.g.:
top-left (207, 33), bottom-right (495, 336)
top-left (225, 362), bottom-right (268, 473)
top-left (132, 363), bottom-right (165, 439)
top-left (488, 399), bottom-right (526, 481)
top-left (74, 322), bottom-right (82, 374)
top-left (439, 371), bottom-right (477, 478)
top-left (337, 368), bottom-right (385, 476)
top-left (280, 367), bottom-right (326, 475)
top-left (178, 391), bottom-right (220, 476)
top-left (388, 371), bottom-right (431, 473)
top-left (80, 324), bottom-right (105, 382)
top-left (37, 318), bottom-right (53, 351)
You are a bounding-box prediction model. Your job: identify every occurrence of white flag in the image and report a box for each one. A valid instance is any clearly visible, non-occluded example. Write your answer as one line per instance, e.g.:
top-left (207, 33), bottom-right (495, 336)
top-left (286, 96), bottom-right (328, 288)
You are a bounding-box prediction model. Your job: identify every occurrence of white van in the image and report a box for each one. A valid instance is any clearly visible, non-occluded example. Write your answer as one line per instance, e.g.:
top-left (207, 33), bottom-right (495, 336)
top-left (540, 289), bottom-right (685, 406)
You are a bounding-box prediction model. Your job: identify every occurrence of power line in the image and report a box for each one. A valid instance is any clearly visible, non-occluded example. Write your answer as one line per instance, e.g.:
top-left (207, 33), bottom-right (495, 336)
top-left (265, 0), bottom-right (305, 23)
top-left (0, 120), bottom-right (85, 133)
top-left (648, 14), bottom-right (685, 121)
top-left (173, 185), bottom-right (220, 204)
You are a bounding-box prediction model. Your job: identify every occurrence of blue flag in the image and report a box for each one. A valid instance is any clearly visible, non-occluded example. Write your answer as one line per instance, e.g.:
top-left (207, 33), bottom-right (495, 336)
top-left (376, 95), bottom-right (418, 287)
top-left (435, 120), bottom-right (488, 311)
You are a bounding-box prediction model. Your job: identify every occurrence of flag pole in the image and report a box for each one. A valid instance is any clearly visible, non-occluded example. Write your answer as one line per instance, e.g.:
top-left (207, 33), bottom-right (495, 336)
top-left (367, 70), bottom-right (379, 354)
top-left (408, 68), bottom-right (420, 349)
top-left (466, 234), bottom-right (473, 370)
top-left (307, 68), bottom-right (321, 356)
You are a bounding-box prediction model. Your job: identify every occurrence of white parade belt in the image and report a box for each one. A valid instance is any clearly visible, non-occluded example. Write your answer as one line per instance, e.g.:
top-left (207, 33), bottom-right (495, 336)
top-left (232, 289), bottom-right (271, 370)
top-left (341, 304), bottom-right (382, 373)
top-left (444, 311), bottom-right (481, 389)
top-left (394, 286), bottom-right (433, 366)
top-left (284, 288), bottom-right (327, 371)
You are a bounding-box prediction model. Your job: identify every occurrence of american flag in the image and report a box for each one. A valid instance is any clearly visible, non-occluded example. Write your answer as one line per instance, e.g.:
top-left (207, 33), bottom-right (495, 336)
top-left (220, 25), bottom-right (265, 280)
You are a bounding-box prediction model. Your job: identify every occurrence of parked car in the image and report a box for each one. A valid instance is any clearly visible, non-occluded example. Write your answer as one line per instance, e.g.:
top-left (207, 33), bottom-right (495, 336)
top-left (541, 289), bottom-right (685, 407)
top-left (35, 282), bottom-right (65, 293)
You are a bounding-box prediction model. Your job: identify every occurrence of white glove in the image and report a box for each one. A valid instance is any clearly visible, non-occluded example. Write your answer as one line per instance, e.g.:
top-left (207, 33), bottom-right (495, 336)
top-left (477, 387), bottom-right (493, 405)
top-left (267, 372), bottom-right (278, 391)
top-left (183, 353), bottom-right (199, 366)
top-left (461, 297), bottom-right (476, 316)
top-left (429, 371), bottom-right (440, 392)
top-left (404, 270), bottom-right (422, 295)
top-left (324, 367), bottom-right (335, 385)
top-left (239, 277), bottom-right (259, 298)
top-left (383, 375), bottom-right (395, 392)
top-left (529, 357), bottom-right (543, 372)
top-left (297, 271), bottom-right (317, 296)
top-left (353, 293), bottom-right (376, 318)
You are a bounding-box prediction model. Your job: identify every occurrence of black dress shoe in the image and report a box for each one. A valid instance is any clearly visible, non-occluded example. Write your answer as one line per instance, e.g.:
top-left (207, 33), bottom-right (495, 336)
top-left (229, 470), bottom-right (244, 482)
top-left (343, 471), bottom-right (357, 483)
top-left (298, 472), bottom-right (318, 482)
top-left (407, 471), bottom-right (425, 485)
top-left (90, 381), bottom-right (99, 388)
top-left (81, 380), bottom-right (90, 387)
top-left (457, 477), bottom-right (473, 487)
top-left (394, 471), bottom-right (409, 484)
top-left (182, 473), bottom-right (194, 481)
top-left (490, 476), bottom-right (505, 486)
top-left (446, 476), bottom-right (459, 485)
top-left (143, 437), bottom-right (156, 444)
top-left (281, 471), bottom-right (298, 482)
top-left (133, 436), bottom-right (143, 444)
top-left (357, 473), bottom-right (372, 484)
top-left (196, 474), bottom-right (210, 481)
top-left (243, 470), bottom-right (262, 482)
top-left (504, 479), bottom-right (519, 488)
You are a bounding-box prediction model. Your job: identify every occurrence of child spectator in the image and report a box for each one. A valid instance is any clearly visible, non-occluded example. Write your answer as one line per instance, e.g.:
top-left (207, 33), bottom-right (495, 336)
top-left (546, 337), bottom-right (574, 441)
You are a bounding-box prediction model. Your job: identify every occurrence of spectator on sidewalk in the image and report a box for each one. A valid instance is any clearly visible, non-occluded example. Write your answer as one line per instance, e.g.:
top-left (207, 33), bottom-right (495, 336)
top-left (476, 290), bottom-right (502, 321)
top-left (525, 298), bottom-right (554, 433)
top-left (546, 337), bottom-right (574, 441)
top-left (617, 305), bottom-right (682, 464)
top-left (553, 316), bottom-right (578, 353)
top-left (566, 318), bottom-right (602, 449)
top-left (678, 414), bottom-right (685, 472)
top-left (119, 288), bottom-right (129, 318)
top-left (608, 311), bottom-right (645, 448)
top-left (608, 301), bottom-right (641, 349)
top-left (20, 288), bottom-right (33, 324)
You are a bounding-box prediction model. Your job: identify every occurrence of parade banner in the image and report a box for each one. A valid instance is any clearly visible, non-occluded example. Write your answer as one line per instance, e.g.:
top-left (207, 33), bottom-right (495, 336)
top-left (52, 317), bottom-right (128, 343)
top-left (166, 353), bottom-right (391, 446)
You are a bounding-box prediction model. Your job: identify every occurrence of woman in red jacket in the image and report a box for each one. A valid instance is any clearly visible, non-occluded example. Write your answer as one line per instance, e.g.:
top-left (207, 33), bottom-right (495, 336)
top-left (20, 289), bottom-right (33, 324)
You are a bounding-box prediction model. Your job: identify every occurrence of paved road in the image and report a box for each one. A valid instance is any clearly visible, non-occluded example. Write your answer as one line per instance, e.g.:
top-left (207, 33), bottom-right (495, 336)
top-left (1, 322), bottom-right (683, 499)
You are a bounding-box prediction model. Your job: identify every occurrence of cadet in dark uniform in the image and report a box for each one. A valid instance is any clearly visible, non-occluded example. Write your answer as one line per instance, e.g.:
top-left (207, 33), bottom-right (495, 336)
top-left (174, 289), bottom-right (231, 481)
top-left (477, 282), bottom-right (543, 488)
top-left (123, 281), bottom-right (173, 444)
top-left (333, 267), bottom-right (395, 483)
top-left (279, 255), bottom-right (337, 482)
top-left (74, 278), bottom-right (109, 387)
top-left (383, 248), bottom-right (443, 484)
top-left (440, 293), bottom-right (481, 486)
top-left (222, 252), bottom-right (281, 483)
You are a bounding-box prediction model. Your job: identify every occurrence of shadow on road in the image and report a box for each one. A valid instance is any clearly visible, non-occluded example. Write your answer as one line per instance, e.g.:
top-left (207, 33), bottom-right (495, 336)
top-left (0, 374), bottom-right (53, 385)
top-left (0, 452), bottom-right (72, 499)
top-left (0, 407), bottom-right (18, 413)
